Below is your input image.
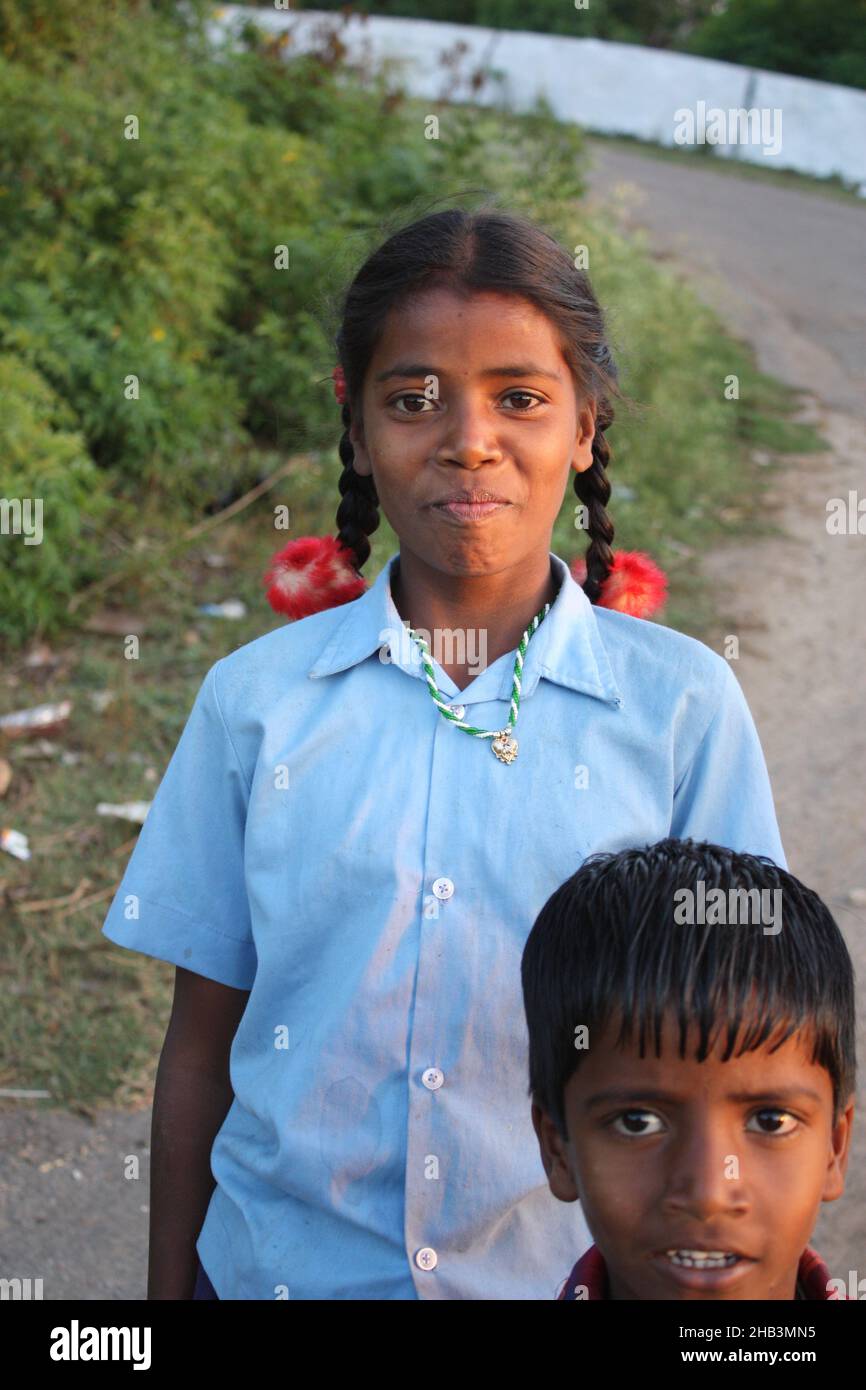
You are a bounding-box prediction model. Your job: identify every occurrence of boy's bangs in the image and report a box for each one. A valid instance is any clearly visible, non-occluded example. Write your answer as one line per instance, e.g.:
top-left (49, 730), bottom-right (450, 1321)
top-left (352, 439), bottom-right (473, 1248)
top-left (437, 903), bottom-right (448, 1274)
top-left (604, 969), bottom-right (844, 1121)
top-left (613, 990), bottom-right (817, 1068)
top-left (522, 839), bottom-right (856, 1136)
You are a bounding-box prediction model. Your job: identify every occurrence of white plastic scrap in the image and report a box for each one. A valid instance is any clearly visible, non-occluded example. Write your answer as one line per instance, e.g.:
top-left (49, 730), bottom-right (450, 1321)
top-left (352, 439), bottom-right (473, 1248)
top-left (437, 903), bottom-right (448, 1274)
top-left (96, 801), bottom-right (152, 825)
top-left (1, 827), bottom-right (31, 860)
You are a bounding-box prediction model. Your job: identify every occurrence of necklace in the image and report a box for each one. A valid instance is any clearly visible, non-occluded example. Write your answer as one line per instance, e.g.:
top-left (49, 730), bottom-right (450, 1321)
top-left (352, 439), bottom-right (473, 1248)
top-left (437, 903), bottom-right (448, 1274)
top-left (406, 601), bottom-right (551, 764)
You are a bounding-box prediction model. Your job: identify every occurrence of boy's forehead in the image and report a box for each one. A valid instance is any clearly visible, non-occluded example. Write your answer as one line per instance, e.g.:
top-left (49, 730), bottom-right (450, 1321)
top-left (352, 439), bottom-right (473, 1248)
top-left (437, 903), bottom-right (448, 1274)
top-left (567, 1013), bottom-right (831, 1104)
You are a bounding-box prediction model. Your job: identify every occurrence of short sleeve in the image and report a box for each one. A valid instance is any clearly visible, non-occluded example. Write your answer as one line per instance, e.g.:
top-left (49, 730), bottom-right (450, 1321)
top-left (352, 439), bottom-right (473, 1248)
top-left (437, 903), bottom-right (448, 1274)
top-left (100, 658), bottom-right (257, 990)
top-left (670, 660), bottom-right (787, 869)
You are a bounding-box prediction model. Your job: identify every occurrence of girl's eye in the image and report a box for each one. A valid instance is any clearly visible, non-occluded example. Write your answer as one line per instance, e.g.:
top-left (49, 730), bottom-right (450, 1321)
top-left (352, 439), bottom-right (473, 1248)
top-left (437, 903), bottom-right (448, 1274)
top-left (610, 1110), bottom-right (664, 1137)
top-left (501, 390), bottom-right (543, 411)
top-left (392, 393), bottom-right (435, 414)
top-left (390, 390), bottom-right (544, 414)
top-left (746, 1109), bottom-right (799, 1137)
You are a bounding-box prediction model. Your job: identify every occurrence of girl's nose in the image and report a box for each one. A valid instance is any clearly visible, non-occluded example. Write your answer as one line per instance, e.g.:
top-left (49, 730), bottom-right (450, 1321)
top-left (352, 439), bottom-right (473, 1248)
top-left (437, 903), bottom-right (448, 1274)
top-left (434, 393), bottom-right (504, 468)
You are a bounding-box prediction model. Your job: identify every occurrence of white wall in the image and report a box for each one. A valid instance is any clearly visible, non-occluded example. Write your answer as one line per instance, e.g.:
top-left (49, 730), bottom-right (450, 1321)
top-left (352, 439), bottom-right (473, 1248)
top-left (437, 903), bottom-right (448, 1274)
top-left (209, 6), bottom-right (866, 189)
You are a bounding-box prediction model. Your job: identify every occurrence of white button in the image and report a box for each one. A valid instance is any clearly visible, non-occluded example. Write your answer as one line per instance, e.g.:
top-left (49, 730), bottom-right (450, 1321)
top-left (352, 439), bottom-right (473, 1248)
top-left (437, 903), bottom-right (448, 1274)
top-left (422, 1067), bottom-right (444, 1090)
top-left (415, 1247), bottom-right (438, 1271)
top-left (432, 877), bottom-right (454, 900)
top-left (448, 703), bottom-right (465, 719)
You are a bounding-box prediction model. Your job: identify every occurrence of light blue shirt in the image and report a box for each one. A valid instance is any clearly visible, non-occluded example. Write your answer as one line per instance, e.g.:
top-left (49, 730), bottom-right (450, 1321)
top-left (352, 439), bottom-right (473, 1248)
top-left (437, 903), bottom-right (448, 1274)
top-left (101, 549), bottom-right (787, 1300)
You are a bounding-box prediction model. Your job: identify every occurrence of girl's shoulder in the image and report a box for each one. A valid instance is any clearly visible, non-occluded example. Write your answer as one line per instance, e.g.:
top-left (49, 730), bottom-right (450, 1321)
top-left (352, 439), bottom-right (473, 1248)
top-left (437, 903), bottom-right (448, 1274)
top-left (213, 600), bottom-right (352, 715)
top-left (590, 604), bottom-right (734, 707)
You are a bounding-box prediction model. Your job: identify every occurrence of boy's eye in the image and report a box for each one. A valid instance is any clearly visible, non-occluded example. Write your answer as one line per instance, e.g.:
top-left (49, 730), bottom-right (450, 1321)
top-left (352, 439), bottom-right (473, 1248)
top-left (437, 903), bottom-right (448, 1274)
top-left (610, 1110), bottom-right (664, 1137)
top-left (746, 1109), bottom-right (799, 1137)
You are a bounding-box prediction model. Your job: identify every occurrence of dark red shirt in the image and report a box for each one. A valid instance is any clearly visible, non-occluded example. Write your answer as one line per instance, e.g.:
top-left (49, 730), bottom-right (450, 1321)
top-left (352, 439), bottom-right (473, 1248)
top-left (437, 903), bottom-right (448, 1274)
top-left (556, 1243), bottom-right (844, 1300)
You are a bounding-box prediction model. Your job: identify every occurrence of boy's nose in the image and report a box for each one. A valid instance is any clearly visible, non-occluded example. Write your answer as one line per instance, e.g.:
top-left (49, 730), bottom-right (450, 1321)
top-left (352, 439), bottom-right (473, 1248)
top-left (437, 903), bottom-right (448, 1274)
top-left (660, 1127), bottom-right (750, 1222)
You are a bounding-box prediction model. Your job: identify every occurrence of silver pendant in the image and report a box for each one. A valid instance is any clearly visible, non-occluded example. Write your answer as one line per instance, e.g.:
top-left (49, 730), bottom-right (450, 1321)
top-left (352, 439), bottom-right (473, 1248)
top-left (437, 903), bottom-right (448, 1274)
top-left (491, 729), bottom-right (518, 764)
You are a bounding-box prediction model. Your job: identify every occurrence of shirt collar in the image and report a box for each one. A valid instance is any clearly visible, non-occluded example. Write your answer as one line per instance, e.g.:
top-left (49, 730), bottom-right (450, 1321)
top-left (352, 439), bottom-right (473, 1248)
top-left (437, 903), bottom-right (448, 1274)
top-left (307, 550), bottom-right (623, 709)
top-left (558, 1243), bottom-right (609, 1299)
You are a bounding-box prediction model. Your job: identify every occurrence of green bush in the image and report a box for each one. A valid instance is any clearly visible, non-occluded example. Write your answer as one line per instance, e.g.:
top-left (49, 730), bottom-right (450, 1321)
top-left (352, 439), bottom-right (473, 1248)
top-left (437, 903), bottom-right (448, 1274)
top-left (0, 3), bottom-right (442, 518)
top-left (0, 0), bottom-right (813, 651)
top-left (0, 353), bottom-right (115, 645)
top-left (0, 4), bottom-right (587, 523)
top-left (0, 1), bottom-right (581, 644)
top-left (684, 0), bottom-right (866, 90)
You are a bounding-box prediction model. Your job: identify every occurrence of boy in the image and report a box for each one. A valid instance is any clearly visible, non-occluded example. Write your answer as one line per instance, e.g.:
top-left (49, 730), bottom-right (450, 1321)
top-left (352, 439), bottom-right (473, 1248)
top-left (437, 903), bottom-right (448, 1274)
top-left (521, 837), bottom-right (856, 1300)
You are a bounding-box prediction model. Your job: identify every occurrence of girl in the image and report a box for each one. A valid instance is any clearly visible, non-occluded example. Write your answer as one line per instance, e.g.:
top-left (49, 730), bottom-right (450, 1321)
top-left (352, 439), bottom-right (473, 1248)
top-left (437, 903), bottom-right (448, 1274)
top-left (102, 207), bottom-right (787, 1300)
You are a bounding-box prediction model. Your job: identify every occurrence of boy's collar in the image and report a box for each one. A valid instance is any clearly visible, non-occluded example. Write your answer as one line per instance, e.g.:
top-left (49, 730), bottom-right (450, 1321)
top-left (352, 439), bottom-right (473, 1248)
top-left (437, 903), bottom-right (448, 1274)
top-left (557, 1244), bottom-right (844, 1300)
top-left (557, 1243), bottom-right (610, 1300)
top-left (308, 550), bottom-right (624, 708)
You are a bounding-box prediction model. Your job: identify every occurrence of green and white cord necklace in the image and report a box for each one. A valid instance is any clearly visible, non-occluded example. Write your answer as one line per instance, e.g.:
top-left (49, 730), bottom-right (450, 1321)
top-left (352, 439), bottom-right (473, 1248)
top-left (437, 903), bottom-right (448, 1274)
top-left (406, 601), bottom-right (551, 764)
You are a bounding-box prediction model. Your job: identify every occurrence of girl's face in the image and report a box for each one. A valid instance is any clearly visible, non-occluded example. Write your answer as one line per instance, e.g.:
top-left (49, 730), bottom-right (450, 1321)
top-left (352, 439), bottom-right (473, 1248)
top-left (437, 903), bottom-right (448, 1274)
top-left (348, 287), bottom-right (597, 578)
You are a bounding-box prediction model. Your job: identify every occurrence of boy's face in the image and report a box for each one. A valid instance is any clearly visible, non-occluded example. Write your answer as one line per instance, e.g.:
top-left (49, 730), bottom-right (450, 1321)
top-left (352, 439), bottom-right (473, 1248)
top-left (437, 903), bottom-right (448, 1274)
top-left (533, 1013), bottom-right (854, 1300)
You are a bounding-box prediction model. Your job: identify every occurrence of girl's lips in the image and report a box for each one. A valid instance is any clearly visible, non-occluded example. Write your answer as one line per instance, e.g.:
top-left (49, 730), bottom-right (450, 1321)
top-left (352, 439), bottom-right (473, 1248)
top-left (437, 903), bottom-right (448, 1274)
top-left (432, 501), bottom-right (511, 521)
top-left (650, 1251), bottom-right (757, 1293)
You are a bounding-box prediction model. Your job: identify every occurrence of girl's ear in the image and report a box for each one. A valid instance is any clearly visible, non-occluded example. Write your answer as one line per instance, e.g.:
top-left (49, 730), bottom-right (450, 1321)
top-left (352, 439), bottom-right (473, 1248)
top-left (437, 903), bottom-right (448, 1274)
top-left (571, 399), bottom-right (597, 476)
top-left (531, 1102), bottom-right (581, 1203)
top-left (349, 418), bottom-right (373, 478)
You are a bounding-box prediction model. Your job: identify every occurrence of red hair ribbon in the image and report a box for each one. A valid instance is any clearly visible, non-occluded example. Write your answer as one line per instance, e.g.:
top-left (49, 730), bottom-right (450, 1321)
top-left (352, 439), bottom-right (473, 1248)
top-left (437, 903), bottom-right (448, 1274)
top-left (262, 536), bottom-right (364, 621)
top-left (570, 550), bottom-right (668, 619)
top-left (263, 537), bottom-right (668, 622)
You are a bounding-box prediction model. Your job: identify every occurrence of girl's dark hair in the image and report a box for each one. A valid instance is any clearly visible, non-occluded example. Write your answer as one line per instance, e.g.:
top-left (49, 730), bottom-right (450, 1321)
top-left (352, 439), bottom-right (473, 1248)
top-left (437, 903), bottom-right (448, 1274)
top-left (521, 837), bottom-right (857, 1139)
top-left (331, 205), bottom-right (624, 603)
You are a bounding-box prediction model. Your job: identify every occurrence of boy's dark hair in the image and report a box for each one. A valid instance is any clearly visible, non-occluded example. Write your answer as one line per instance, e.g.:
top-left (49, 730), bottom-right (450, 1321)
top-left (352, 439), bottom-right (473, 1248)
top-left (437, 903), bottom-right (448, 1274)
top-left (330, 204), bottom-right (625, 604)
top-left (521, 837), bottom-right (856, 1139)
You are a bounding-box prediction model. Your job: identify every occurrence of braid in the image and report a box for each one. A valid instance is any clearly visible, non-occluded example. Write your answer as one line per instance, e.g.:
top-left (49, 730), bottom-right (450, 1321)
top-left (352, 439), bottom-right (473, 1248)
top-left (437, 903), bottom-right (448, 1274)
top-left (573, 398), bottom-right (615, 604)
top-left (335, 399), bottom-right (380, 572)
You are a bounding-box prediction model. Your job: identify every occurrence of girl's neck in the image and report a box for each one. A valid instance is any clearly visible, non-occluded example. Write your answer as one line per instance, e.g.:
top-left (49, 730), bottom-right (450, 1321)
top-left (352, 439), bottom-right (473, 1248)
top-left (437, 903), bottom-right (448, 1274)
top-left (390, 549), bottom-right (560, 689)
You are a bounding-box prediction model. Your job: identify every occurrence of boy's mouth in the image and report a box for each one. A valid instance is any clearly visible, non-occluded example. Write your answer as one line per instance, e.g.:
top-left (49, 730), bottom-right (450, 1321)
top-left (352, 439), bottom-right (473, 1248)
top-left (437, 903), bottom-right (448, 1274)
top-left (651, 1247), bottom-right (757, 1291)
top-left (665, 1250), bottom-right (741, 1269)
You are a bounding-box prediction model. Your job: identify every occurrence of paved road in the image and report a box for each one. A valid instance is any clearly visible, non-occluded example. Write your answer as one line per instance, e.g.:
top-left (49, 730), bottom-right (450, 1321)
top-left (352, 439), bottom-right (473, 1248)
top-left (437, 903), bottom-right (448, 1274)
top-left (2, 139), bottom-right (864, 1300)
top-left (584, 138), bottom-right (866, 1279)
top-left (584, 141), bottom-right (866, 420)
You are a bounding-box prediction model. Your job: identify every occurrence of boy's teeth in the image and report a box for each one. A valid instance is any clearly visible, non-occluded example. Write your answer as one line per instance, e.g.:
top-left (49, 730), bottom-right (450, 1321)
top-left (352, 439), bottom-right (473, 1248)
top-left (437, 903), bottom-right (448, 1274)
top-left (666, 1250), bottom-right (739, 1269)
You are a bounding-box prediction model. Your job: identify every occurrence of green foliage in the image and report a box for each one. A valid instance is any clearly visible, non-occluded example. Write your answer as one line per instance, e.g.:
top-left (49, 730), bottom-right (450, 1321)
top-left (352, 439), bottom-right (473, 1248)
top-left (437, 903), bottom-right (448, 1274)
top-left (0, 0), bottom-right (589, 644)
top-left (683, 0), bottom-right (866, 90)
top-left (0, 0), bottom-right (212, 71)
top-left (0, 354), bottom-right (115, 644)
top-left (0, 0), bottom-right (819, 652)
